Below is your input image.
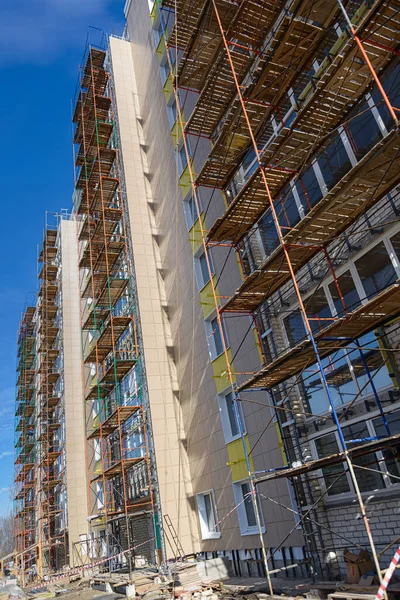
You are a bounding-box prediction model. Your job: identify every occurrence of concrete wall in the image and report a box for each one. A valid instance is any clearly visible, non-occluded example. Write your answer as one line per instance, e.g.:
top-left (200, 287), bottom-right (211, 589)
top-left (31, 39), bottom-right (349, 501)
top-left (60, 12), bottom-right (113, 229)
top-left (60, 218), bottom-right (90, 566)
top-left (109, 36), bottom-right (198, 557)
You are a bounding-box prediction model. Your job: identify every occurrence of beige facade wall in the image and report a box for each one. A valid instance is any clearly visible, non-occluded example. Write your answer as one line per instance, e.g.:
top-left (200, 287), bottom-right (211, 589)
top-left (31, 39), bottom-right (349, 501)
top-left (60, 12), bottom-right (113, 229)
top-left (109, 36), bottom-right (198, 557)
top-left (60, 218), bottom-right (89, 566)
top-left (119, 0), bottom-right (303, 554)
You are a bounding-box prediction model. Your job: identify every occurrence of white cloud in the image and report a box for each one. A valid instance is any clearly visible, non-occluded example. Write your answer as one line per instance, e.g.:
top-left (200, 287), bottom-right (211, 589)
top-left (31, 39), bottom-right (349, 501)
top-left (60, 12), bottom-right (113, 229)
top-left (0, 0), bottom-right (123, 65)
top-left (0, 453), bottom-right (12, 460)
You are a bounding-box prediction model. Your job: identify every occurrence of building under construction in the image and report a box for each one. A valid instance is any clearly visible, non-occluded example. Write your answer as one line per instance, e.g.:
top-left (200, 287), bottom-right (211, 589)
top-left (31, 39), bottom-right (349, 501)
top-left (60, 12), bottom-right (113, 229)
top-left (14, 0), bottom-right (400, 586)
top-left (14, 217), bottom-right (90, 582)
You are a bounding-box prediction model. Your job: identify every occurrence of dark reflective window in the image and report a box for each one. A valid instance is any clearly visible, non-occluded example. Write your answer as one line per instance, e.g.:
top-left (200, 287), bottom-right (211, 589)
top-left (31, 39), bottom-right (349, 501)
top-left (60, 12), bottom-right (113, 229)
top-left (318, 132), bottom-right (353, 191)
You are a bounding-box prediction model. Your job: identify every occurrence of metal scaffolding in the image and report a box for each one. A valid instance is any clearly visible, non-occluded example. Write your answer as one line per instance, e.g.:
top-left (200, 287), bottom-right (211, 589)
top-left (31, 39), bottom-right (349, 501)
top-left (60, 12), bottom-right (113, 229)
top-left (14, 306), bottom-right (37, 585)
top-left (72, 31), bottom-right (161, 568)
top-left (36, 221), bottom-right (68, 575)
top-left (157, 0), bottom-right (400, 588)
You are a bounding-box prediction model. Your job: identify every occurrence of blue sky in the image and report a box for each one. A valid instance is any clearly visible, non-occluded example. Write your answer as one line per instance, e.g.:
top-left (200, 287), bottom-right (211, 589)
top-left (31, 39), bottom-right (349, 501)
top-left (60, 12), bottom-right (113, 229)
top-left (0, 0), bottom-right (125, 516)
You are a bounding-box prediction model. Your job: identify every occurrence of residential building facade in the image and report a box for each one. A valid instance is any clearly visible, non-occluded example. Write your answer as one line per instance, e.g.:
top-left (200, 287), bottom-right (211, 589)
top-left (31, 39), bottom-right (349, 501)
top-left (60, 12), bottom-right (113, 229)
top-left (14, 0), bottom-right (400, 584)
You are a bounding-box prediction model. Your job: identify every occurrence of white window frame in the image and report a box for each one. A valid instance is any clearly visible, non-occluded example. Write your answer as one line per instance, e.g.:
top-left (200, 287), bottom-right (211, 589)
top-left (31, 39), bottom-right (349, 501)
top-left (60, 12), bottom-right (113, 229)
top-left (232, 480), bottom-right (265, 536)
top-left (177, 140), bottom-right (190, 176)
top-left (280, 223), bottom-right (400, 348)
top-left (309, 406), bottom-right (400, 501)
top-left (159, 56), bottom-right (170, 87)
top-left (194, 248), bottom-right (213, 291)
top-left (183, 191), bottom-right (201, 230)
top-left (94, 439), bottom-right (101, 463)
top-left (166, 96), bottom-right (178, 129)
top-left (205, 313), bottom-right (228, 361)
top-left (96, 481), bottom-right (104, 509)
top-left (278, 223), bottom-right (400, 417)
top-left (196, 490), bottom-right (221, 539)
top-left (218, 388), bottom-right (245, 444)
top-left (152, 17), bottom-right (164, 49)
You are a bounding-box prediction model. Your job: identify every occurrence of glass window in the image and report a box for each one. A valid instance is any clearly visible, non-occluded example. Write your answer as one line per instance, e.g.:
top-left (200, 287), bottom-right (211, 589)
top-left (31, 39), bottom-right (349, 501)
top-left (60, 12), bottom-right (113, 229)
top-left (349, 332), bottom-right (392, 396)
top-left (302, 351), bottom-right (357, 415)
top-left (211, 317), bottom-right (224, 358)
top-left (184, 194), bottom-right (199, 229)
top-left (256, 308), bottom-right (277, 363)
top-left (314, 434), bottom-right (351, 496)
top-left (295, 164), bottom-right (323, 214)
top-left (241, 482), bottom-right (257, 527)
top-left (317, 132), bottom-right (353, 191)
top-left (371, 61), bottom-right (400, 132)
top-left (328, 270), bottom-right (361, 316)
top-left (283, 309), bottom-right (306, 346)
top-left (226, 392), bottom-right (239, 438)
top-left (344, 99), bottom-right (382, 160)
top-left (153, 21), bottom-right (164, 47)
top-left (276, 186), bottom-right (301, 230)
top-left (197, 491), bottom-right (220, 539)
top-left (167, 99), bottom-right (177, 128)
top-left (342, 421), bottom-right (385, 492)
top-left (355, 241), bottom-right (396, 299)
top-left (304, 288), bottom-right (332, 334)
top-left (199, 252), bottom-right (210, 287)
top-left (374, 412), bottom-right (400, 480)
top-left (258, 210), bottom-right (280, 258)
top-left (390, 231), bottom-right (400, 265)
top-left (233, 480), bottom-right (264, 535)
top-left (243, 148), bottom-right (256, 174)
top-left (160, 60), bottom-right (170, 86)
top-left (178, 143), bottom-right (188, 176)
top-left (218, 391), bottom-right (242, 443)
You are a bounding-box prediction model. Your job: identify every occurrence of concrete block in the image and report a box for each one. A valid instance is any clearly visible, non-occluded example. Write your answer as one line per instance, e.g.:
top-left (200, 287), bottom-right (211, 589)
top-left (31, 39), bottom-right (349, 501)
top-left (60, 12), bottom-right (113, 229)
top-left (196, 557), bottom-right (233, 581)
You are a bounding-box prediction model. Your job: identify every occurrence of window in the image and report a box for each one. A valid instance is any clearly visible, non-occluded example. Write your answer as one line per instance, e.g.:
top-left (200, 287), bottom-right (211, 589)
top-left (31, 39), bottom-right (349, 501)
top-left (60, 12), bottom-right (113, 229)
top-left (205, 316), bottom-right (227, 360)
top-left (371, 61), bottom-right (400, 132)
top-left (313, 412), bottom-right (400, 497)
top-left (300, 330), bottom-right (391, 416)
top-left (317, 132), bottom-right (353, 192)
top-left (194, 250), bottom-right (212, 289)
top-left (355, 241), bottom-right (396, 299)
top-left (389, 231), bottom-right (400, 266)
top-left (233, 480), bottom-right (265, 535)
top-left (178, 142), bottom-right (189, 176)
top-left (196, 490), bottom-right (220, 539)
top-left (218, 390), bottom-right (243, 443)
top-left (374, 412), bottom-right (400, 480)
top-left (283, 308), bottom-right (306, 346)
top-left (342, 421), bottom-right (385, 492)
top-left (301, 350), bottom-right (355, 415)
top-left (152, 20), bottom-right (164, 47)
top-left (344, 99), bottom-right (383, 160)
top-left (328, 270), bottom-right (361, 316)
top-left (314, 434), bottom-right (351, 496)
top-left (159, 57), bottom-right (170, 86)
top-left (258, 210), bottom-right (279, 258)
top-left (167, 98), bottom-right (177, 129)
top-left (304, 288), bottom-right (332, 334)
top-left (256, 308), bottom-right (277, 364)
top-left (349, 332), bottom-right (392, 396)
top-left (295, 163), bottom-right (323, 214)
top-left (183, 193), bottom-right (200, 229)
top-left (94, 439), bottom-right (101, 462)
top-left (96, 481), bottom-right (104, 509)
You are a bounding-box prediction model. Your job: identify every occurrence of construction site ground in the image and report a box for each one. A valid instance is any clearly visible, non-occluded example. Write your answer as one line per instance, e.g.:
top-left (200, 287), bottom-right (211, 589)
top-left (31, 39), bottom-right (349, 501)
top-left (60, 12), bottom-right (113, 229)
top-left (8, 560), bottom-right (400, 600)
